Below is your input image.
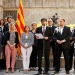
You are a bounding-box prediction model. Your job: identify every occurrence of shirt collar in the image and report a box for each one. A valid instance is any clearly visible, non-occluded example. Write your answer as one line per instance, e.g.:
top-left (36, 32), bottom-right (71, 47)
top-left (42, 25), bottom-right (46, 31)
top-left (42, 25), bottom-right (46, 28)
top-left (49, 25), bottom-right (52, 27)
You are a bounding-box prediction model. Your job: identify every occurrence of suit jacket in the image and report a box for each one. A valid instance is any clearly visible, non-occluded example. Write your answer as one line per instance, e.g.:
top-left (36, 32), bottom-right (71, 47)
top-left (51, 25), bottom-right (56, 33)
top-left (5, 31), bottom-right (19, 48)
top-left (54, 26), bottom-right (71, 49)
top-left (70, 29), bottom-right (75, 46)
top-left (20, 32), bottom-right (34, 47)
top-left (49, 25), bottom-right (56, 43)
top-left (3, 23), bottom-right (9, 35)
top-left (0, 27), bottom-right (3, 46)
top-left (36, 26), bottom-right (53, 49)
top-left (72, 29), bottom-right (75, 40)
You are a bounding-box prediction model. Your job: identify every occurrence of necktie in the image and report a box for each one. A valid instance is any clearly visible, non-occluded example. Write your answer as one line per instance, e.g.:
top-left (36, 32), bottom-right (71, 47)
top-left (42, 26), bottom-right (45, 35)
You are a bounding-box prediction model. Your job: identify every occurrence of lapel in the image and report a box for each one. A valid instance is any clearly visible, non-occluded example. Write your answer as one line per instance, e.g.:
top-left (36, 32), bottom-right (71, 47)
top-left (41, 26), bottom-right (47, 35)
top-left (57, 27), bottom-right (62, 36)
top-left (40, 26), bottom-right (42, 34)
top-left (45, 26), bottom-right (49, 36)
top-left (52, 26), bottom-right (54, 32)
top-left (45, 26), bottom-right (47, 35)
top-left (58, 31), bottom-right (61, 36)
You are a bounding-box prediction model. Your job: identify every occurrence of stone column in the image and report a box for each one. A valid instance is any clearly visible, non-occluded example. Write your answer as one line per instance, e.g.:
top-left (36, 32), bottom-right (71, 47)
top-left (16, 0), bottom-right (19, 8)
top-left (0, 0), bottom-right (3, 19)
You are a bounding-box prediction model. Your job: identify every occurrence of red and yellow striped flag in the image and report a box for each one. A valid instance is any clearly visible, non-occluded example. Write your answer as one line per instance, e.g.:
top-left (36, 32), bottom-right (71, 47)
top-left (16, 0), bottom-right (25, 56)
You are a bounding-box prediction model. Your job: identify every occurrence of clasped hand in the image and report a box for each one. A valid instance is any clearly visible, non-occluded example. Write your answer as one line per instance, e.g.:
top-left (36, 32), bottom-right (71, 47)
top-left (57, 40), bottom-right (66, 44)
top-left (44, 37), bottom-right (48, 40)
top-left (24, 46), bottom-right (29, 49)
top-left (10, 44), bottom-right (15, 50)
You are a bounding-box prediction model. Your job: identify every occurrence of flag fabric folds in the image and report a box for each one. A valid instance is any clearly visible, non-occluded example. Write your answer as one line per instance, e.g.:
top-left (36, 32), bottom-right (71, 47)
top-left (16, 0), bottom-right (25, 56)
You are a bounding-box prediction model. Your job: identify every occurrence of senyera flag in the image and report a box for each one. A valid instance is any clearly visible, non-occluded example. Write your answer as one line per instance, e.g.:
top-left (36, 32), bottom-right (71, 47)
top-left (16, 0), bottom-right (25, 56)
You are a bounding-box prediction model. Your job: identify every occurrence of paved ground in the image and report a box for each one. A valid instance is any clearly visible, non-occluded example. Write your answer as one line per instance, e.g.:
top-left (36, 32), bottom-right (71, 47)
top-left (0, 68), bottom-right (75, 75)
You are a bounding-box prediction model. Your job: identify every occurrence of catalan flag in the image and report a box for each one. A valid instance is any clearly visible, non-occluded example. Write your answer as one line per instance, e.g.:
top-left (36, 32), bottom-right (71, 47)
top-left (16, 0), bottom-right (25, 56)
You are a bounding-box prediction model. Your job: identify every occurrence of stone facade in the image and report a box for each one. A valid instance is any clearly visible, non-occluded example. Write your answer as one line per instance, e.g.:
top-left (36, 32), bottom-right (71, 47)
top-left (0, 0), bottom-right (3, 19)
top-left (1, 0), bottom-right (74, 68)
top-left (2, 0), bottom-right (75, 26)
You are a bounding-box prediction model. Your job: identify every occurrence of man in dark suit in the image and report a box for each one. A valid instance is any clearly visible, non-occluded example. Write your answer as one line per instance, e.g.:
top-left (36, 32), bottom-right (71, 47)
top-left (48, 19), bottom-right (56, 70)
top-left (3, 16), bottom-right (13, 35)
top-left (54, 19), bottom-right (71, 74)
top-left (35, 18), bottom-right (53, 75)
top-left (69, 28), bottom-right (75, 71)
top-left (69, 31), bottom-right (74, 70)
top-left (2, 16), bottom-right (13, 67)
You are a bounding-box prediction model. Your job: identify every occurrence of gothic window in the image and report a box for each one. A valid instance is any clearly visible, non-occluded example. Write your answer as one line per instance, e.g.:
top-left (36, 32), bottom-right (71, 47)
top-left (3, 11), bottom-right (17, 20)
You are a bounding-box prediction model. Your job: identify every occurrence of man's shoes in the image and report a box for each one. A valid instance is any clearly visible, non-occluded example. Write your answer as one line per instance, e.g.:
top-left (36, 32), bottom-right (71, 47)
top-left (66, 71), bottom-right (69, 74)
top-left (53, 67), bottom-right (56, 71)
top-left (45, 72), bottom-right (50, 75)
top-left (54, 71), bottom-right (59, 74)
top-left (34, 72), bottom-right (42, 75)
top-left (43, 71), bottom-right (46, 74)
top-left (43, 71), bottom-right (50, 75)
top-left (69, 67), bottom-right (72, 70)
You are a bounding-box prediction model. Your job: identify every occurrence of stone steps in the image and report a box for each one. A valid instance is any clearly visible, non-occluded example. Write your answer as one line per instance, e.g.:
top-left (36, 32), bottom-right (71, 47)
top-left (15, 48), bottom-right (74, 69)
top-left (0, 68), bottom-right (75, 75)
top-left (15, 57), bottom-right (74, 69)
top-left (2, 70), bottom-right (75, 75)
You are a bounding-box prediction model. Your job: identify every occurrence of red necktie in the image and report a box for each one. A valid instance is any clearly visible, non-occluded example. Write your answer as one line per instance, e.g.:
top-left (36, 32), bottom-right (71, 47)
top-left (42, 26), bottom-right (45, 35)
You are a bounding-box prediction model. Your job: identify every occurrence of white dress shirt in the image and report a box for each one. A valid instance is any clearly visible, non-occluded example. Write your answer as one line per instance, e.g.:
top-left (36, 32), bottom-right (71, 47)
top-left (59, 27), bottom-right (63, 35)
top-left (25, 36), bottom-right (28, 46)
top-left (42, 26), bottom-right (46, 32)
top-left (49, 25), bottom-right (52, 28)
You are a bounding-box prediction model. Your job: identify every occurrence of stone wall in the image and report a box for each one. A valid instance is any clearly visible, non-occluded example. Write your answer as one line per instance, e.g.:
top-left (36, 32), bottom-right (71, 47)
top-left (2, 0), bottom-right (75, 68)
top-left (22, 0), bottom-right (75, 8)
top-left (24, 8), bottom-right (75, 26)
top-left (0, 0), bottom-right (3, 19)
top-left (3, 0), bottom-right (75, 25)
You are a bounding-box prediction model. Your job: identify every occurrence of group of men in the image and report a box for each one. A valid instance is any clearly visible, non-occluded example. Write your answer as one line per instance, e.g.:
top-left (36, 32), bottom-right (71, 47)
top-left (0, 16), bottom-right (75, 75)
top-left (35, 18), bottom-right (75, 75)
